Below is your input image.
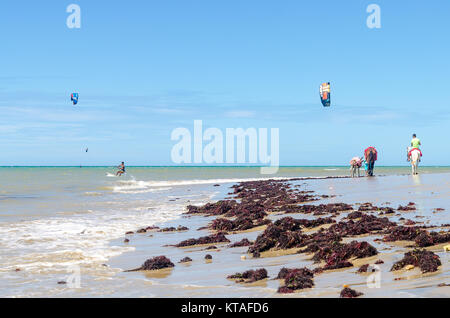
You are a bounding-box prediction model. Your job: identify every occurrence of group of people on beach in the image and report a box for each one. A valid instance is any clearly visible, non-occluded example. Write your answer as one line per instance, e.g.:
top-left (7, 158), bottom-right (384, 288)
top-left (350, 134), bottom-right (421, 177)
top-left (349, 147), bottom-right (377, 178)
top-left (113, 135), bottom-right (423, 179)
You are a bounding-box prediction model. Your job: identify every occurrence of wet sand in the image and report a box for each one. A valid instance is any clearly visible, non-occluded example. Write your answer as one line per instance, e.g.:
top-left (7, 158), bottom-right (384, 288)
top-left (107, 173), bottom-right (450, 298)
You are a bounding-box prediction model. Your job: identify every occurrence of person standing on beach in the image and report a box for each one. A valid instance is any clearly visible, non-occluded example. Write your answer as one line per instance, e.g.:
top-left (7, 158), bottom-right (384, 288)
top-left (364, 147), bottom-right (377, 177)
top-left (116, 162), bottom-right (125, 176)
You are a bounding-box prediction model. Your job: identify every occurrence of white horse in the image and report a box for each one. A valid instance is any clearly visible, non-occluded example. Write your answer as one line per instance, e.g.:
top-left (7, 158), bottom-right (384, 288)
top-left (410, 149), bottom-right (421, 175)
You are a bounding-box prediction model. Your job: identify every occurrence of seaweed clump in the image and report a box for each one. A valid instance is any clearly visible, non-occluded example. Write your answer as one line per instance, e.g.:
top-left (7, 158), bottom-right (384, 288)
top-left (228, 238), bottom-right (254, 248)
top-left (210, 216), bottom-right (270, 232)
top-left (340, 287), bottom-right (363, 298)
top-left (276, 267), bottom-right (314, 280)
top-left (347, 211), bottom-right (363, 219)
top-left (357, 264), bottom-right (370, 273)
top-left (312, 241), bottom-right (378, 272)
top-left (383, 227), bottom-right (450, 247)
top-left (327, 215), bottom-right (396, 237)
top-left (158, 225), bottom-right (189, 232)
top-left (174, 232), bottom-right (230, 247)
top-left (383, 226), bottom-right (425, 242)
top-left (397, 202), bottom-right (416, 211)
top-left (391, 249), bottom-right (441, 273)
top-left (248, 224), bottom-right (306, 257)
top-left (227, 268), bottom-right (268, 283)
top-left (278, 203), bottom-right (352, 215)
top-left (277, 268), bottom-right (314, 293)
top-left (126, 256), bottom-right (174, 271)
top-left (414, 231), bottom-right (450, 247)
top-left (186, 200), bottom-right (237, 216)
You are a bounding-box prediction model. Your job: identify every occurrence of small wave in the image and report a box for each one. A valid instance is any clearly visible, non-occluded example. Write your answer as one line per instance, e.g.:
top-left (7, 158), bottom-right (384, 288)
top-left (84, 192), bottom-right (103, 196)
top-left (111, 176), bottom-right (348, 194)
top-left (115, 187), bottom-right (172, 194)
top-left (112, 179), bottom-right (172, 193)
top-left (0, 198), bottom-right (207, 274)
top-left (114, 177), bottom-right (297, 190)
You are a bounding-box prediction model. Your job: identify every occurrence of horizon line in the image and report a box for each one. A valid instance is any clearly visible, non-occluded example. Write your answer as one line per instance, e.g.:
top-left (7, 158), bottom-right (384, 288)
top-left (1, 165), bottom-right (450, 168)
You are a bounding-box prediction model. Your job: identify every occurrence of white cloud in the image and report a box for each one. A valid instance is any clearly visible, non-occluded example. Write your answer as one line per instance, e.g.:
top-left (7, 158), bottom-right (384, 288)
top-left (224, 110), bottom-right (255, 118)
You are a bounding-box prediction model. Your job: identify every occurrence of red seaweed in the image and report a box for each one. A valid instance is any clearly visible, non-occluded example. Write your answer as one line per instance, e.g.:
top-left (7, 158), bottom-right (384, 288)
top-left (276, 267), bottom-right (314, 280)
top-left (228, 238), bottom-right (254, 248)
top-left (174, 232), bottom-right (230, 247)
top-left (126, 256), bottom-right (174, 271)
top-left (227, 268), bottom-right (268, 283)
top-left (278, 269), bottom-right (314, 293)
top-left (340, 287), bottom-right (363, 298)
top-left (391, 249), bottom-right (441, 273)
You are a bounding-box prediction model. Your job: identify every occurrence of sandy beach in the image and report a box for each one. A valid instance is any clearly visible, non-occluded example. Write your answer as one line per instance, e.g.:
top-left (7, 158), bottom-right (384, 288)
top-left (109, 172), bottom-right (450, 298)
top-left (2, 167), bottom-right (448, 297)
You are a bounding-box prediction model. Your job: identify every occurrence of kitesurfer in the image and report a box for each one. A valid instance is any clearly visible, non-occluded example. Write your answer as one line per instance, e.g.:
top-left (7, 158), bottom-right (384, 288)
top-left (116, 162), bottom-right (125, 176)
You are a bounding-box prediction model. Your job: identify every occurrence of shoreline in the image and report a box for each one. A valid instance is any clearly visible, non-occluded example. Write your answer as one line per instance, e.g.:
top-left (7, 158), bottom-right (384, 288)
top-left (1, 170), bottom-right (449, 297)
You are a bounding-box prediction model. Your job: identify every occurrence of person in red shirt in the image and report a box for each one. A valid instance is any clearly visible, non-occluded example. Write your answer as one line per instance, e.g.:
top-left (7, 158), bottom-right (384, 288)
top-left (364, 147), bottom-right (378, 176)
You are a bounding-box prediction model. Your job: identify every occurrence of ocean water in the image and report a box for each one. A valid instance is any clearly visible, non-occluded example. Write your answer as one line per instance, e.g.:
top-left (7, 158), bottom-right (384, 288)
top-left (0, 166), bottom-right (449, 297)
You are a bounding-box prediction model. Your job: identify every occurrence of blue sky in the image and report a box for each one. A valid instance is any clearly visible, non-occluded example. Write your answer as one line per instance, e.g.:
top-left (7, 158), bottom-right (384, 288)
top-left (0, 0), bottom-right (449, 166)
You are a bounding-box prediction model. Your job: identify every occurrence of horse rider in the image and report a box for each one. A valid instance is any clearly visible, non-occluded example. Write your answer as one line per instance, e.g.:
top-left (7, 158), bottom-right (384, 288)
top-left (408, 134), bottom-right (422, 162)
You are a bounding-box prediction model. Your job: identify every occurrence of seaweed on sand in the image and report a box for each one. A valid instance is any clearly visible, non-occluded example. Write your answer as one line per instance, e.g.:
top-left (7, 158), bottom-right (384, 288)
top-left (414, 231), bottom-right (450, 247)
top-left (327, 215), bottom-right (397, 236)
top-left (179, 257), bottom-right (192, 263)
top-left (174, 232), bottom-right (230, 247)
top-left (340, 287), bottom-right (363, 298)
top-left (248, 212), bottom-right (387, 259)
top-left (276, 267), bottom-right (314, 280)
top-left (248, 224), bottom-right (306, 257)
top-left (227, 268), bottom-right (268, 283)
top-left (299, 230), bottom-right (343, 254)
top-left (312, 241), bottom-right (378, 272)
top-left (382, 226), bottom-right (449, 247)
top-left (210, 216), bottom-right (271, 232)
top-left (158, 225), bottom-right (189, 232)
top-left (230, 180), bottom-right (321, 212)
top-left (223, 202), bottom-right (267, 219)
top-left (277, 203), bottom-right (353, 215)
top-left (397, 202), bottom-right (416, 211)
top-left (383, 226), bottom-right (425, 242)
top-left (347, 211), bottom-right (363, 219)
top-left (186, 200), bottom-right (237, 216)
top-left (357, 264), bottom-right (369, 273)
top-left (357, 203), bottom-right (378, 211)
top-left (277, 268), bottom-right (315, 293)
top-left (126, 256), bottom-right (174, 272)
top-left (275, 216), bottom-right (336, 229)
top-left (228, 238), bottom-right (254, 248)
top-left (391, 249), bottom-right (441, 273)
